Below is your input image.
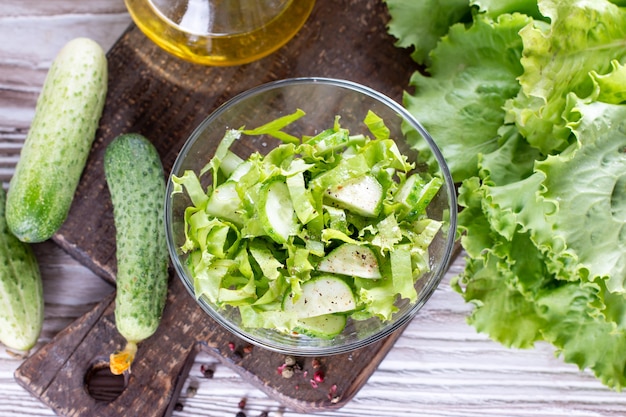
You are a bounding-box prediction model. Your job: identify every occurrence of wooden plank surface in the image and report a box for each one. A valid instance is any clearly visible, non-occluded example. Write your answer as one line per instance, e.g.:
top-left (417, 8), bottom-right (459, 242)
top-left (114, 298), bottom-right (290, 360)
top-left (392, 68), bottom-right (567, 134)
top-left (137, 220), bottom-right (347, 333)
top-left (2, 1), bottom-right (626, 417)
top-left (12, 0), bottom-right (424, 414)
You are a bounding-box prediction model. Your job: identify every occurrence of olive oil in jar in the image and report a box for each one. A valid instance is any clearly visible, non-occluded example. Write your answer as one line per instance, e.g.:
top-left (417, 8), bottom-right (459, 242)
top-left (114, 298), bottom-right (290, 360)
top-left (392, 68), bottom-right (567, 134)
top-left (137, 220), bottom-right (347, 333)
top-left (124, 0), bottom-right (316, 66)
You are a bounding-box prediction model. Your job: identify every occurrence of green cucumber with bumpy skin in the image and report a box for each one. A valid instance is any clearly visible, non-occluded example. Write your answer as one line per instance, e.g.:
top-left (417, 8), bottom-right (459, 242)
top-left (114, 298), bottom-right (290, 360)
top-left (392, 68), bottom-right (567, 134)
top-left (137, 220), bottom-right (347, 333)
top-left (6, 37), bottom-right (108, 242)
top-left (104, 133), bottom-right (169, 375)
top-left (0, 188), bottom-right (44, 351)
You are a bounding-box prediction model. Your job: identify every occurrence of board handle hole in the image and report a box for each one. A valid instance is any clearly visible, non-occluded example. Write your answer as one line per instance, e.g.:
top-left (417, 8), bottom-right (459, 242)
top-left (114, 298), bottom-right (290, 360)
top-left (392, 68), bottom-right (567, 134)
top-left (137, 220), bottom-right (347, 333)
top-left (84, 359), bottom-right (127, 402)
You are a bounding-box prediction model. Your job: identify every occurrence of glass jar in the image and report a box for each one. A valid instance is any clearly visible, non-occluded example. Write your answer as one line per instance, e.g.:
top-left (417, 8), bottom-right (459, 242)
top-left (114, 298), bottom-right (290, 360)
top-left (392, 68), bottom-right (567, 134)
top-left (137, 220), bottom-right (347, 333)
top-left (125, 0), bottom-right (316, 66)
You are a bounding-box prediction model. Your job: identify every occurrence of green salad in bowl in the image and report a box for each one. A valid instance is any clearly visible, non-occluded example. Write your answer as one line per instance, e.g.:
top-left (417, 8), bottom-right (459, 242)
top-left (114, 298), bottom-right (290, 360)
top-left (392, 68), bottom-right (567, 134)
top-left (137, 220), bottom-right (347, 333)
top-left (165, 78), bottom-right (456, 355)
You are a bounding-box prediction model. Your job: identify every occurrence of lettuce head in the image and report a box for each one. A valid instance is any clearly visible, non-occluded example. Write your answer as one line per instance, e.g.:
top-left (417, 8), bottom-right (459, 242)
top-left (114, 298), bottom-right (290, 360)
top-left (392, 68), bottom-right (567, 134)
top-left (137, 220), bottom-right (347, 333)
top-left (386, 0), bottom-right (626, 390)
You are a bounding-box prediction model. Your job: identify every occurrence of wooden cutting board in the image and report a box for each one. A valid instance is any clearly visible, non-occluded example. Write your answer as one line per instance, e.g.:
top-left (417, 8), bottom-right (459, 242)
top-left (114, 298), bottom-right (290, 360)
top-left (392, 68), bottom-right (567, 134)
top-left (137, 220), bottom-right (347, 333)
top-left (14, 0), bottom-right (422, 415)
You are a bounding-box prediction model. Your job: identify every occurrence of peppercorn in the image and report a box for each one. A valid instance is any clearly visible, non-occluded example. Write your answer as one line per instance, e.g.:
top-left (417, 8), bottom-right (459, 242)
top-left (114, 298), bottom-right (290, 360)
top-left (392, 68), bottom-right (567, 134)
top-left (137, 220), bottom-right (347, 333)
top-left (281, 366), bottom-right (294, 379)
top-left (313, 370), bottom-right (325, 383)
top-left (186, 384), bottom-right (198, 397)
top-left (238, 398), bottom-right (247, 409)
top-left (200, 364), bottom-right (215, 379)
top-left (327, 384), bottom-right (338, 401)
top-left (235, 412), bottom-right (246, 417)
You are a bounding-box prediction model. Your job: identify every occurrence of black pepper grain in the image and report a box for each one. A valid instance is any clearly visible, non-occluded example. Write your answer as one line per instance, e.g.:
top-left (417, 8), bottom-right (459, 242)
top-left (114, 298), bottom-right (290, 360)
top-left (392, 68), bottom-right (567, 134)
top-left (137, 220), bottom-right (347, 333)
top-left (200, 364), bottom-right (215, 378)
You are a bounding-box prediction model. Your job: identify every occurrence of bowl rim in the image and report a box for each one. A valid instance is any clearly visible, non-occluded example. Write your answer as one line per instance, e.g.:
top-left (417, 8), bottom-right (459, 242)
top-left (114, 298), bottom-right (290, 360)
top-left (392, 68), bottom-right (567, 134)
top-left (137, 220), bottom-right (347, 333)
top-left (165, 76), bottom-right (458, 356)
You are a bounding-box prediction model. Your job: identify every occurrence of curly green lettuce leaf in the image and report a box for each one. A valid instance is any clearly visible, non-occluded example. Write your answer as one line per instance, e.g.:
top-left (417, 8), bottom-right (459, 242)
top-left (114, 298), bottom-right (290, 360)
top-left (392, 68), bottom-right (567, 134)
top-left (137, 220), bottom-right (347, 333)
top-left (384, 0), bottom-right (471, 65)
top-left (454, 177), bottom-right (550, 348)
top-left (476, 125), bottom-right (542, 186)
top-left (471, 0), bottom-right (543, 20)
top-left (457, 92), bottom-right (626, 391)
top-left (504, 0), bottom-right (626, 154)
top-left (456, 177), bottom-right (495, 259)
top-left (456, 150), bottom-right (626, 390)
top-left (458, 190), bottom-right (626, 389)
top-left (404, 13), bottom-right (531, 182)
top-left (455, 251), bottom-right (548, 349)
top-left (534, 97), bottom-right (626, 293)
top-left (590, 60), bottom-right (626, 105)
top-left (535, 279), bottom-right (626, 390)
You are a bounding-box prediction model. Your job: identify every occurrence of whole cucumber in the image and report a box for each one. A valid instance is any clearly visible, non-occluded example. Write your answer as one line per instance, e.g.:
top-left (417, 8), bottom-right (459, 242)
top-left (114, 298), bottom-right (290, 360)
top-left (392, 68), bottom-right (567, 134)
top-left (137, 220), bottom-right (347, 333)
top-left (0, 188), bottom-right (44, 351)
top-left (104, 133), bottom-right (169, 374)
top-left (7, 37), bottom-right (108, 242)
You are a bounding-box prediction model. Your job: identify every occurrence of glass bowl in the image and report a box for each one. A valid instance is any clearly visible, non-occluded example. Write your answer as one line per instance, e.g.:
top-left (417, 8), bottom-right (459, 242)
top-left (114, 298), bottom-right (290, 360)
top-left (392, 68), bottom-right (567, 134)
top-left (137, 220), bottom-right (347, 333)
top-left (165, 77), bottom-right (457, 356)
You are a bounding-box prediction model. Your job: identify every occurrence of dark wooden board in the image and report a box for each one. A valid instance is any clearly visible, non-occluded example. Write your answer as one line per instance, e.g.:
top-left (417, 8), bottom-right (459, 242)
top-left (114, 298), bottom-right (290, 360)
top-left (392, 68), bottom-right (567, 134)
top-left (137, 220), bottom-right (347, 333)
top-left (15, 0), bottom-right (421, 415)
top-left (15, 277), bottom-right (407, 415)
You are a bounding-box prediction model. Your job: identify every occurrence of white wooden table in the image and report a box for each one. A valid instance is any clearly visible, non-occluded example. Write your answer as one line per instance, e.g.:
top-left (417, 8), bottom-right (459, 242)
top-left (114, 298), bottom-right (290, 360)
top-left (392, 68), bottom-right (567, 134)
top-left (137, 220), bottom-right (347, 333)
top-left (1, 1), bottom-right (626, 416)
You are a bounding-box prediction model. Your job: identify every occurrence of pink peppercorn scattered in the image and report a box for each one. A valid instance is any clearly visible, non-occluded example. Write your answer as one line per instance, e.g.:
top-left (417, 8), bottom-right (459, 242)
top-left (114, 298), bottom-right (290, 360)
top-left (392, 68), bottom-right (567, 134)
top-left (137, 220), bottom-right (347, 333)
top-left (313, 370), bottom-right (325, 383)
top-left (276, 363), bottom-right (287, 375)
top-left (327, 384), bottom-right (338, 400)
top-left (228, 342), bottom-right (236, 351)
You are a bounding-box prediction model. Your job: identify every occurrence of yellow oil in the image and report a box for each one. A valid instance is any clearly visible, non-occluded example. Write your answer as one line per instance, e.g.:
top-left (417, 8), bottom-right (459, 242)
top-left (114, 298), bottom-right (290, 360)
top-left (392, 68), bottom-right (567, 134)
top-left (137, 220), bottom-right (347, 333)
top-left (124, 0), bottom-right (316, 66)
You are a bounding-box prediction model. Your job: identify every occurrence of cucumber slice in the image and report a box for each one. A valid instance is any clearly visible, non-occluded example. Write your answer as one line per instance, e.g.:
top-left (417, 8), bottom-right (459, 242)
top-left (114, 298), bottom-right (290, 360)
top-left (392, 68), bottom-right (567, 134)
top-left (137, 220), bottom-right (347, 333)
top-left (283, 275), bottom-right (356, 318)
top-left (229, 160), bottom-right (252, 182)
top-left (317, 243), bottom-right (382, 279)
top-left (324, 174), bottom-right (383, 217)
top-left (220, 151), bottom-right (245, 177)
top-left (394, 174), bottom-right (443, 220)
top-left (259, 179), bottom-right (299, 243)
top-left (206, 181), bottom-right (243, 225)
top-left (295, 314), bottom-right (347, 339)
